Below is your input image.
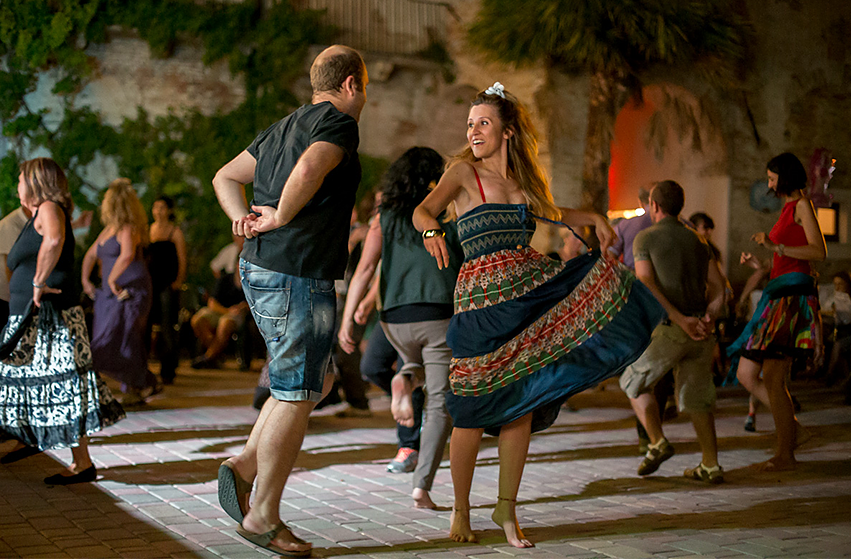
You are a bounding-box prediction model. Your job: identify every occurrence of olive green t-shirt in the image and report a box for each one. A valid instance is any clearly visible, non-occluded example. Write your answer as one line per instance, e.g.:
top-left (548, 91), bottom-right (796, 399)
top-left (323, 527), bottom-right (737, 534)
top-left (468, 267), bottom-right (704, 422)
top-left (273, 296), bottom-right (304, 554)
top-left (633, 216), bottom-right (714, 315)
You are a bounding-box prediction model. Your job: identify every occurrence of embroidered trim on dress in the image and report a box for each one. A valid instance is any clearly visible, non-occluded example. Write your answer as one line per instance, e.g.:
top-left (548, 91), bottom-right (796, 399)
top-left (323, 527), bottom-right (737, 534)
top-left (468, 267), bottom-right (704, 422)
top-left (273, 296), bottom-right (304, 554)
top-left (455, 247), bottom-right (565, 312)
top-left (450, 258), bottom-right (633, 396)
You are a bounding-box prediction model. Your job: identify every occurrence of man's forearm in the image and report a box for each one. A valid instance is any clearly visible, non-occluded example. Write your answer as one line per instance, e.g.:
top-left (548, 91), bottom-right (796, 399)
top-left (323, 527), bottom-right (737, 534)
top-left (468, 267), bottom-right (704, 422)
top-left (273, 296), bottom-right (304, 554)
top-left (213, 176), bottom-right (250, 222)
top-left (272, 166), bottom-right (326, 227)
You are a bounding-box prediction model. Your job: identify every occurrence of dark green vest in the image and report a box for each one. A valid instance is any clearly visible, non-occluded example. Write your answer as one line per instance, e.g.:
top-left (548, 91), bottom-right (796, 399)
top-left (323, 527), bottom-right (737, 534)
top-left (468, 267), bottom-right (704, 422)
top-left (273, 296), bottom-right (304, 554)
top-left (379, 211), bottom-right (462, 311)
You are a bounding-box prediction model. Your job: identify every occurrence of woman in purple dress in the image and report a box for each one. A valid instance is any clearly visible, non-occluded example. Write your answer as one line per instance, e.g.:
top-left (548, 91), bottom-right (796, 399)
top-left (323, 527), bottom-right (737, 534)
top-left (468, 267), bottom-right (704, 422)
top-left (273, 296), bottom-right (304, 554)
top-left (82, 179), bottom-right (157, 405)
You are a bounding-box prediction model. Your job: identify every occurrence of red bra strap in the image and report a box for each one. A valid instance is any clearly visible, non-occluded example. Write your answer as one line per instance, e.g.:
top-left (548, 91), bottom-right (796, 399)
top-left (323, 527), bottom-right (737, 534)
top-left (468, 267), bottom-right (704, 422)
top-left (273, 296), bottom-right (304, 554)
top-left (472, 167), bottom-right (486, 203)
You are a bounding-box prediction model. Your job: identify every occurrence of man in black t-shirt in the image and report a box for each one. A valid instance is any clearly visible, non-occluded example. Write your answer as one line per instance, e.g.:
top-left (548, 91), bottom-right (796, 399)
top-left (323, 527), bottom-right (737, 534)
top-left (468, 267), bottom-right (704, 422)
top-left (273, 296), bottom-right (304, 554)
top-left (211, 45), bottom-right (368, 556)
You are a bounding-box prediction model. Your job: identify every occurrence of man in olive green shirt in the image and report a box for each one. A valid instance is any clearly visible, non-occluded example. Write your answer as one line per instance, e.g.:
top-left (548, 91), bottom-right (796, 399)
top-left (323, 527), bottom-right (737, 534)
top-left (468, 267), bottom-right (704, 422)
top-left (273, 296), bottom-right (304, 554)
top-left (620, 180), bottom-right (727, 483)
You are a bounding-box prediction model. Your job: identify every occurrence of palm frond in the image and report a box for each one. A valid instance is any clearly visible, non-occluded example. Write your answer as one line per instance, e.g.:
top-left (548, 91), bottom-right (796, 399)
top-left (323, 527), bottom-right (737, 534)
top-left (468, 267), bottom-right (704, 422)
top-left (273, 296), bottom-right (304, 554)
top-left (469, 0), bottom-right (752, 87)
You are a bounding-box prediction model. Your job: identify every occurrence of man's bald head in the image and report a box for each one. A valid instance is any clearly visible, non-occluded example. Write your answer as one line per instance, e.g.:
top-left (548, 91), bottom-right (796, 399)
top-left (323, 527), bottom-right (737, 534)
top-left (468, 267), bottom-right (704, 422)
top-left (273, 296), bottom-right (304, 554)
top-left (310, 45), bottom-right (366, 95)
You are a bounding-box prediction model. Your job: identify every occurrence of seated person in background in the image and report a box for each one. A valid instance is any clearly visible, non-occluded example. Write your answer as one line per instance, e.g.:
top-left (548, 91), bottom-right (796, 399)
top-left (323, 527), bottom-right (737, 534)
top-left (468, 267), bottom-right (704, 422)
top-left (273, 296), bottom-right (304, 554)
top-left (823, 271), bottom-right (851, 395)
top-left (190, 259), bottom-right (248, 369)
top-left (210, 234), bottom-right (245, 279)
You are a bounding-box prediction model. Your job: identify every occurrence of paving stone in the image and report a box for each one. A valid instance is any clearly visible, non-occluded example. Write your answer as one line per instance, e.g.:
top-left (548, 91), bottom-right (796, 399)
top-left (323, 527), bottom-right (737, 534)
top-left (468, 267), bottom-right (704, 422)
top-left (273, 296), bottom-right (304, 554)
top-left (3, 372), bottom-right (851, 559)
top-left (63, 544), bottom-right (120, 558)
top-left (597, 545), bottom-right (653, 558)
top-left (668, 539), bottom-right (723, 554)
top-left (13, 545), bottom-right (64, 555)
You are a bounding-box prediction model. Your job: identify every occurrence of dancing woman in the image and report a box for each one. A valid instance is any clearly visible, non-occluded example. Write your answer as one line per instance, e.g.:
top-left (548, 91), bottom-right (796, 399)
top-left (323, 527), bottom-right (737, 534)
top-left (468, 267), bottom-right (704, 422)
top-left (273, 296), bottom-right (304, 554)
top-left (147, 196), bottom-right (187, 384)
top-left (413, 83), bottom-right (664, 547)
top-left (729, 152), bottom-right (826, 471)
top-left (339, 147), bottom-right (463, 509)
top-left (82, 179), bottom-right (158, 405)
top-left (0, 158), bottom-right (124, 483)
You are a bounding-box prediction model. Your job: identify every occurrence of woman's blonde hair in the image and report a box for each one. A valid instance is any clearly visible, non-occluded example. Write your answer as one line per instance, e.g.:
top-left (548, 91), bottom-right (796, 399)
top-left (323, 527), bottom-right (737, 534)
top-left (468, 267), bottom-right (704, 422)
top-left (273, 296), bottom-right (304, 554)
top-left (19, 158), bottom-right (73, 211)
top-left (452, 87), bottom-right (559, 220)
top-left (101, 178), bottom-right (149, 245)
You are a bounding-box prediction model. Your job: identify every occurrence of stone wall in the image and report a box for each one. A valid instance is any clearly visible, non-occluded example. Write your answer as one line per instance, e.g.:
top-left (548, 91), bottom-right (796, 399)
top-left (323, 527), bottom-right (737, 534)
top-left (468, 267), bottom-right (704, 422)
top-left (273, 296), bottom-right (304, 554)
top-left (720, 0), bottom-right (851, 288)
top-left (8, 0), bottom-right (850, 281)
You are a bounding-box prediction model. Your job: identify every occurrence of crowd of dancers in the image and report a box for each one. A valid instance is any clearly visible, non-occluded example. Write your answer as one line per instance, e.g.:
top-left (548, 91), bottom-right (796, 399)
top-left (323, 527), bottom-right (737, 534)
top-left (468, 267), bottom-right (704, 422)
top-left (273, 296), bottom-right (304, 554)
top-left (0, 44), bottom-right (828, 556)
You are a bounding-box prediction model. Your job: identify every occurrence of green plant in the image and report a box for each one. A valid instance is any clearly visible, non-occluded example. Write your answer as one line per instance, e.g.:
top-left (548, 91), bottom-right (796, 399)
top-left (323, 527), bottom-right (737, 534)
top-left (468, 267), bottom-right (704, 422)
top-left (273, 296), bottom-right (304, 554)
top-left (0, 0), bottom-right (389, 288)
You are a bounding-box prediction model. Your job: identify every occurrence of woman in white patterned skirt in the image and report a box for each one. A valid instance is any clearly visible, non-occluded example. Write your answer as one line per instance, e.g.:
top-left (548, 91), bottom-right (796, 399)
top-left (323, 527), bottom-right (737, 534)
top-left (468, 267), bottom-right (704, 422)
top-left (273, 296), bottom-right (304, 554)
top-left (0, 158), bottom-right (124, 484)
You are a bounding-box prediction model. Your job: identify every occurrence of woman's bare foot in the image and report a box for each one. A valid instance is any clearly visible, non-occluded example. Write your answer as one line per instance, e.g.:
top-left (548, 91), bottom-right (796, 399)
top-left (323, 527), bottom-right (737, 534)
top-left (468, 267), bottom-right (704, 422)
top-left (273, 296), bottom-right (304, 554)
top-left (412, 487), bottom-right (436, 509)
top-left (391, 374), bottom-right (415, 428)
top-left (66, 461), bottom-right (93, 474)
top-left (752, 455), bottom-right (797, 472)
top-left (241, 512), bottom-right (312, 555)
top-left (492, 497), bottom-right (533, 548)
top-left (450, 507), bottom-right (477, 543)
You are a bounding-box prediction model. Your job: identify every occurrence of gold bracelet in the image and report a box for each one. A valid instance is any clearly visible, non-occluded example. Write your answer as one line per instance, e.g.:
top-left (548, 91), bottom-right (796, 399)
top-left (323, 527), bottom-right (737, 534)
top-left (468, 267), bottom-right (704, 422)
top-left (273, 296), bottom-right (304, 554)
top-left (422, 228), bottom-right (445, 239)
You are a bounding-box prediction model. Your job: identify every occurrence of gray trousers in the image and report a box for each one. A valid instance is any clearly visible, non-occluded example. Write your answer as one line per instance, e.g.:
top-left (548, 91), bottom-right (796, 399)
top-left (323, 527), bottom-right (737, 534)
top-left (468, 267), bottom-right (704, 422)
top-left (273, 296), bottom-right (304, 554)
top-left (381, 319), bottom-right (452, 491)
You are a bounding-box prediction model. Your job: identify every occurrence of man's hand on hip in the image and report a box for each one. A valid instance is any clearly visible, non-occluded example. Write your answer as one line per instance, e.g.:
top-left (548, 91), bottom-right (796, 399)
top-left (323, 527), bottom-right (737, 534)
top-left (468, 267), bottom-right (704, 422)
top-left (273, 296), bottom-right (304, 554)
top-left (247, 205), bottom-right (284, 236)
top-left (232, 213), bottom-right (259, 239)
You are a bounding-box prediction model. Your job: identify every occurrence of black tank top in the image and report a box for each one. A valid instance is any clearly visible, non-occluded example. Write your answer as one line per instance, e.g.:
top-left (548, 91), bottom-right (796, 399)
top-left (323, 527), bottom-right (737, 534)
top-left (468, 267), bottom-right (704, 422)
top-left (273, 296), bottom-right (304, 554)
top-left (148, 225), bottom-right (179, 292)
top-left (6, 205), bottom-right (78, 314)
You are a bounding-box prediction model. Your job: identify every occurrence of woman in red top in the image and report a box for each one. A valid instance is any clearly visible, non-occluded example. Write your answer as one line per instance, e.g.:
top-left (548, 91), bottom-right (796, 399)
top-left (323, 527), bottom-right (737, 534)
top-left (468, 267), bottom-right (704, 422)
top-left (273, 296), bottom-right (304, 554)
top-left (730, 152), bottom-right (826, 471)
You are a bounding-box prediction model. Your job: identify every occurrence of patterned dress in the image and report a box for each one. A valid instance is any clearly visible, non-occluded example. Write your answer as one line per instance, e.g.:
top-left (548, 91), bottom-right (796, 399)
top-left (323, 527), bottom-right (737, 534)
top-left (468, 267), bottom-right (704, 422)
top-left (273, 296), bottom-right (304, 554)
top-left (446, 204), bottom-right (665, 434)
top-left (727, 199), bottom-right (819, 363)
top-left (0, 208), bottom-right (124, 451)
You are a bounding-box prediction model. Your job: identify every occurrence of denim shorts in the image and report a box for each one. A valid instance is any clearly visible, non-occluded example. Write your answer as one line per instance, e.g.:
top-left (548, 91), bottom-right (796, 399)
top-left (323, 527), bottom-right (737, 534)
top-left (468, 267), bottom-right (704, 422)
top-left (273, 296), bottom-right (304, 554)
top-left (239, 259), bottom-right (336, 402)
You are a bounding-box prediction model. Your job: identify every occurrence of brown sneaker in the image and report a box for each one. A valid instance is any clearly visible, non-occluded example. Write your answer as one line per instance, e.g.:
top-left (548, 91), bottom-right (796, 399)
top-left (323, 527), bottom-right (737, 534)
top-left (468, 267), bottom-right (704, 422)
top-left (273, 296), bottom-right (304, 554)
top-left (637, 438), bottom-right (675, 476)
top-left (684, 462), bottom-right (724, 484)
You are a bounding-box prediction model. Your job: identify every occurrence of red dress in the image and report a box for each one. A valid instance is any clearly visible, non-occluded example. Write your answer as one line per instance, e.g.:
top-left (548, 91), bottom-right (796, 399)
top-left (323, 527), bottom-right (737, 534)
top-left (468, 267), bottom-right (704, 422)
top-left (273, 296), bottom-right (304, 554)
top-left (769, 200), bottom-right (811, 279)
top-left (738, 199), bottom-right (819, 360)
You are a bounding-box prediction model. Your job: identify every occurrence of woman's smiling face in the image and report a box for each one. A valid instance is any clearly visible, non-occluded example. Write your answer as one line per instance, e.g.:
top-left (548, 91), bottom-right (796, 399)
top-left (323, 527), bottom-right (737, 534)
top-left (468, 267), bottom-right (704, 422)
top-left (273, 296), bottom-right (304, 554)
top-left (467, 103), bottom-right (510, 159)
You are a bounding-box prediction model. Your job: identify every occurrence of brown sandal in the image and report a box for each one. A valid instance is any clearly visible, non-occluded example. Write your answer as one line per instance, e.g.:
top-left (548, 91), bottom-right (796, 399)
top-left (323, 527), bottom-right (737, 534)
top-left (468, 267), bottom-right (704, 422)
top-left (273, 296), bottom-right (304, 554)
top-left (218, 461), bottom-right (253, 522)
top-left (236, 522), bottom-right (311, 557)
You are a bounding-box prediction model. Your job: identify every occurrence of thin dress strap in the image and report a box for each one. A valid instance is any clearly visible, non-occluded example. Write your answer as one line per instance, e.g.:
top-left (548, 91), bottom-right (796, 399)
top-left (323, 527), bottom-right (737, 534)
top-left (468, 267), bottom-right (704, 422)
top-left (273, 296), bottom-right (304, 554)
top-left (472, 167), bottom-right (486, 203)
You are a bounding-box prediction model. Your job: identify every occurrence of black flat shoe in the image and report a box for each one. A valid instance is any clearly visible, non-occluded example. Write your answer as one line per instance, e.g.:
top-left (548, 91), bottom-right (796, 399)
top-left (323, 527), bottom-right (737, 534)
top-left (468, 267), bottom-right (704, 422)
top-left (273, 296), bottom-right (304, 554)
top-left (44, 466), bottom-right (97, 485)
top-left (1, 445), bottom-right (41, 464)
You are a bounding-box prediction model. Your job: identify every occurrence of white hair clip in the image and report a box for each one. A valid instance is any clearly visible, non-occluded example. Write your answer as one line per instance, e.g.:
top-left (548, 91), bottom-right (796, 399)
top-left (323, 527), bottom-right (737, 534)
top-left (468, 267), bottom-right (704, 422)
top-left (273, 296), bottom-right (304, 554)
top-left (484, 81), bottom-right (506, 99)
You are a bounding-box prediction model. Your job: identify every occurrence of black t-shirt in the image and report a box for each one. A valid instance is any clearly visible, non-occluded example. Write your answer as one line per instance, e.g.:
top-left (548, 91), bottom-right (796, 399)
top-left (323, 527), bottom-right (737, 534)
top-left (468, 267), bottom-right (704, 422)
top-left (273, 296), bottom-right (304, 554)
top-left (241, 101), bottom-right (361, 280)
top-left (212, 272), bottom-right (245, 309)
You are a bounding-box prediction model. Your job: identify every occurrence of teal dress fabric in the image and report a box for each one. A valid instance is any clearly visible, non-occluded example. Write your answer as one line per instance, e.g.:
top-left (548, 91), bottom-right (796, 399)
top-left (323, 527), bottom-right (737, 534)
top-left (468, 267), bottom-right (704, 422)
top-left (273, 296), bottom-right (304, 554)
top-left (446, 204), bottom-right (664, 434)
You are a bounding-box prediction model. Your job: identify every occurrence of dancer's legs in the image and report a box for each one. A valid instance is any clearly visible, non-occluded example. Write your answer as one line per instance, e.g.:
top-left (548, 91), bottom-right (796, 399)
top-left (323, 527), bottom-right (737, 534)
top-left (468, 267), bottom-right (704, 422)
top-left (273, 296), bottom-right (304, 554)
top-left (737, 356), bottom-right (771, 408)
top-left (383, 322), bottom-right (424, 428)
top-left (690, 411), bottom-right (719, 468)
top-left (749, 394), bottom-right (760, 415)
top-left (227, 396), bottom-right (279, 482)
top-left (46, 437), bottom-right (93, 478)
top-left (449, 426), bottom-right (483, 543)
top-left (629, 392), bottom-right (664, 445)
top-left (410, 321), bottom-right (452, 508)
top-left (758, 358), bottom-right (797, 470)
top-left (239, 398), bottom-right (316, 554)
top-left (492, 413), bottom-right (533, 548)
